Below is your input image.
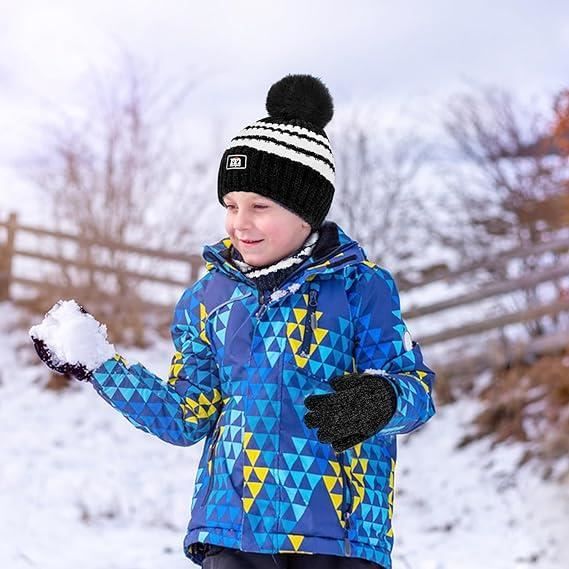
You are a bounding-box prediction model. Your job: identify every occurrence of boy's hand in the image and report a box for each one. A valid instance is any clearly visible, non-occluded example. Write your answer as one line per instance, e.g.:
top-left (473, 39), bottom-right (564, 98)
top-left (32, 336), bottom-right (93, 381)
top-left (29, 299), bottom-right (116, 381)
top-left (303, 372), bottom-right (398, 453)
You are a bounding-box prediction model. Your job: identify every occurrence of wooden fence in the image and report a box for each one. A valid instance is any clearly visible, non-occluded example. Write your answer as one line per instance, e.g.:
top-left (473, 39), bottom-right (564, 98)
top-left (1, 212), bottom-right (568, 377)
top-left (0, 212), bottom-right (204, 310)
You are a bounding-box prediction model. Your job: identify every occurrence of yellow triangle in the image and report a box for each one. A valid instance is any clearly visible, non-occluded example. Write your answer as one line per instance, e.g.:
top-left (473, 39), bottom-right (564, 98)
top-left (313, 328), bottom-right (328, 344)
top-left (331, 493), bottom-right (343, 509)
top-left (246, 449), bottom-right (261, 466)
top-left (353, 472), bottom-right (364, 486)
top-left (288, 337), bottom-right (302, 352)
top-left (293, 308), bottom-right (306, 323)
top-left (243, 432), bottom-right (253, 448)
top-left (286, 323), bottom-right (300, 335)
top-left (248, 482), bottom-right (263, 498)
top-left (288, 535), bottom-right (304, 551)
top-left (199, 303), bottom-right (208, 320)
top-left (243, 497), bottom-right (254, 513)
top-left (184, 397), bottom-right (198, 411)
top-left (322, 475), bottom-right (338, 492)
top-left (170, 363), bottom-right (183, 379)
top-left (252, 466), bottom-right (269, 482)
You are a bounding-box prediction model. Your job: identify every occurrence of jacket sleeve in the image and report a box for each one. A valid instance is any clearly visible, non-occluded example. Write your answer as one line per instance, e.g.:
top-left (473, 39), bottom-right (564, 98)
top-left (89, 279), bottom-right (223, 446)
top-left (349, 261), bottom-right (437, 436)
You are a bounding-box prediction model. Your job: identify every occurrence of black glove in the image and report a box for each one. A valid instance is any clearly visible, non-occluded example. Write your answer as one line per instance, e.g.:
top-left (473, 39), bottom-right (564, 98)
top-left (31, 302), bottom-right (93, 382)
top-left (32, 337), bottom-right (93, 381)
top-left (303, 372), bottom-right (398, 453)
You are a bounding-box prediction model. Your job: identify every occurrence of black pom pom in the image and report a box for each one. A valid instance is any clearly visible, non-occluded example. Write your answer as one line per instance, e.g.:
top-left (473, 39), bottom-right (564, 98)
top-left (266, 74), bottom-right (334, 129)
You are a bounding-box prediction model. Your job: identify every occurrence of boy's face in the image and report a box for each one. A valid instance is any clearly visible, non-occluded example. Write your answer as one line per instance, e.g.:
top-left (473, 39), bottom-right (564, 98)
top-left (223, 191), bottom-right (312, 268)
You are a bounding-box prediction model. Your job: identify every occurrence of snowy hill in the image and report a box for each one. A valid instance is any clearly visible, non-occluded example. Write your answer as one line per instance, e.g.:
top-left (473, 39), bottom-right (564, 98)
top-left (0, 301), bottom-right (567, 569)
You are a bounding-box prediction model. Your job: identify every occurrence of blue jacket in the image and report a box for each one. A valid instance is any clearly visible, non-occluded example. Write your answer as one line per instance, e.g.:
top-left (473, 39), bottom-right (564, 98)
top-left (90, 221), bottom-right (436, 568)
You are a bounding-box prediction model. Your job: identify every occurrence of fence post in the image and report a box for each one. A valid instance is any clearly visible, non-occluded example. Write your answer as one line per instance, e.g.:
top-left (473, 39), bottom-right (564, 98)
top-left (0, 212), bottom-right (17, 301)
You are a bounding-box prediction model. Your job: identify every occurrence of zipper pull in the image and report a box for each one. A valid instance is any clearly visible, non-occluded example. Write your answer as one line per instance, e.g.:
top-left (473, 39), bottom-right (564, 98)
top-left (309, 289), bottom-right (318, 330)
top-left (255, 290), bottom-right (270, 318)
top-left (309, 289), bottom-right (318, 329)
top-left (308, 289), bottom-right (318, 306)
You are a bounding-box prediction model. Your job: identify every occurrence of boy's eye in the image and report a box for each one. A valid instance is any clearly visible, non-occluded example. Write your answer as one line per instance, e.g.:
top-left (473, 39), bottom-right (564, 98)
top-left (224, 204), bottom-right (268, 210)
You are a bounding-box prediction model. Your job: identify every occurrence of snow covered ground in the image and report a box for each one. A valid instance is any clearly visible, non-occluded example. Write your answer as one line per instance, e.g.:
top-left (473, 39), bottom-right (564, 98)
top-left (1, 301), bottom-right (568, 569)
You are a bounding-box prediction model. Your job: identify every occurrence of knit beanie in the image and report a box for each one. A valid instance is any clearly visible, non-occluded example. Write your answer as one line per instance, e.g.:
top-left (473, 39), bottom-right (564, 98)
top-left (217, 74), bottom-right (336, 230)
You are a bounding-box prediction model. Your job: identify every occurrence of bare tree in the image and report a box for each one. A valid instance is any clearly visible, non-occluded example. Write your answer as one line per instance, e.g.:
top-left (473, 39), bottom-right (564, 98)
top-left (329, 107), bottom-right (433, 278)
top-left (435, 85), bottom-right (569, 337)
top-left (27, 53), bottom-right (216, 344)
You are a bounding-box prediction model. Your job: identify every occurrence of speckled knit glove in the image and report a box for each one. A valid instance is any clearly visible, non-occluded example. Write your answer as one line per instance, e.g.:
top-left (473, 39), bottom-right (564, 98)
top-left (303, 372), bottom-right (398, 453)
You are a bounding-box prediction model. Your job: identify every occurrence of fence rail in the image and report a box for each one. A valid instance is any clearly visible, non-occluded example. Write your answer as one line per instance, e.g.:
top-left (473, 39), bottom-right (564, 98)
top-left (0, 212), bottom-right (204, 299)
top-left (1, 212), bottom-right (568, 377)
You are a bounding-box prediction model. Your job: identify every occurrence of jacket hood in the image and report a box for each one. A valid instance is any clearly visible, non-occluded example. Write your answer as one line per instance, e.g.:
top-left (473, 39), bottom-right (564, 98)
top-left (201, 221), bottom-right (366, 288)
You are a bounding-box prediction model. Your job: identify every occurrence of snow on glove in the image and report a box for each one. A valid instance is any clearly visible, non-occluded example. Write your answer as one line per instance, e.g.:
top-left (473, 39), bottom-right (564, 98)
top-left (303, 371), bottom-right (398, 453)
top-left (29, 299), bottom-right (116, 381)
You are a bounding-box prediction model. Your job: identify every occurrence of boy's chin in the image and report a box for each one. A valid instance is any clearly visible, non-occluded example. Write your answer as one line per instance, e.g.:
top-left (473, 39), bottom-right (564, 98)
top-left (241, 251), bottom-right (278, 268)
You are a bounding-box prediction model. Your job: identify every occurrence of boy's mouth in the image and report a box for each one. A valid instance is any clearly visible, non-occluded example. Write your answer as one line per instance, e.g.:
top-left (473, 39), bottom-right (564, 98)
top-left (240, 239), bottom-right (263, 247)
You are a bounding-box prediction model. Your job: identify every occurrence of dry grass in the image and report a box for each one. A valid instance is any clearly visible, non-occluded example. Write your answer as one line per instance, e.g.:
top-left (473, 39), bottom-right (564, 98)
top-left (456, 349), bottom-right (569, 481)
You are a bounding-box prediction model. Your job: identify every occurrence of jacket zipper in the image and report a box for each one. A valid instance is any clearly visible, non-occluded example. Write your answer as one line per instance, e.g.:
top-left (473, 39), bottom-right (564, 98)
top-left (338, 452), bottom-right (353, 555)
top-left (255, 289), bottom-right (271, 318)
top-left (203, 422), bottom-right (222, 503)
top-left (298, 288), bottom-right (318, 357)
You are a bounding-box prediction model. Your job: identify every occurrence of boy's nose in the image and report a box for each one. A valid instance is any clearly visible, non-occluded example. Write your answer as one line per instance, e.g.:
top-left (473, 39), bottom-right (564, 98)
top-left (233, 210), bottom-right (253, 230)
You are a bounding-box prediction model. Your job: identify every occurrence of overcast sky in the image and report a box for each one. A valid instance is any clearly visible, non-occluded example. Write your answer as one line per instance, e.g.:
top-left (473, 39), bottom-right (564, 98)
top-left (1, 0), bottom-right (568, 221)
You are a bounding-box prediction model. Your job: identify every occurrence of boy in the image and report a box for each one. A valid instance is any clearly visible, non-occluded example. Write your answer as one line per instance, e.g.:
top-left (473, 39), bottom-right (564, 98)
top-left (31, 74), bottom-right (437, 568)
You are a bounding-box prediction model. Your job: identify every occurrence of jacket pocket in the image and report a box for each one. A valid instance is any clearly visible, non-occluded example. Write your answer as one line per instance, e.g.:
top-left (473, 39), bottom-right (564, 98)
top-left (203, 421), bottom-right (222, 504)
top-left (207, 292), bottom-right (253, 322)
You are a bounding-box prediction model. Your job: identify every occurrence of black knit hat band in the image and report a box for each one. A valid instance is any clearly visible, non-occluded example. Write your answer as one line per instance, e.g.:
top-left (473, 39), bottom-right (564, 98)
top-left (217, 75), bottom-right (336, 229)
top-left (217, 142), bottom-right (334, 229)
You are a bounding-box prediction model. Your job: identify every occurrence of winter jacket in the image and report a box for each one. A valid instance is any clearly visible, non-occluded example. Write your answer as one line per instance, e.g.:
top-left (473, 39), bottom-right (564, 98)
top-left (89, 221), bottom-right (437, 568)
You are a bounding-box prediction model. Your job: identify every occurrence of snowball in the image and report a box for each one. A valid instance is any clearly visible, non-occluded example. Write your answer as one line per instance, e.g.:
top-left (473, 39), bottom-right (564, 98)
top-left (29, 299), bottom-right (116, 371)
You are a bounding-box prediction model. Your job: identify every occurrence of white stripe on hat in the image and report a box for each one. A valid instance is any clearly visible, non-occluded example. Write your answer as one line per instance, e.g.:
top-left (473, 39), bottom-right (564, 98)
top-left (244, 120), bottom-right (332, 149)
top-left (231, 137), bottom-right (335, 184)
top-left (233, 125), bottom-right (334, 165)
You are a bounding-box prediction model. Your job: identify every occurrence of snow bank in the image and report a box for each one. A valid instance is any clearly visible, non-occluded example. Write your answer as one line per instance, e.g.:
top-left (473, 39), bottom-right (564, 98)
top-left (1, 301), bottom-right (567, 569)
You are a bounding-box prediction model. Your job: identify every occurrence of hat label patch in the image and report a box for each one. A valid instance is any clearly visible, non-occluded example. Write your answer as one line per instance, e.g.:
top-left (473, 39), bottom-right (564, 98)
top-left (226, 154), bottom-right (247, 170)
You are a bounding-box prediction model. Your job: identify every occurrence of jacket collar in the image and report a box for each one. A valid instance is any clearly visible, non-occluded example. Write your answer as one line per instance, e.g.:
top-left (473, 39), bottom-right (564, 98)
top-left (202, 221), bottom-right (365, 290)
